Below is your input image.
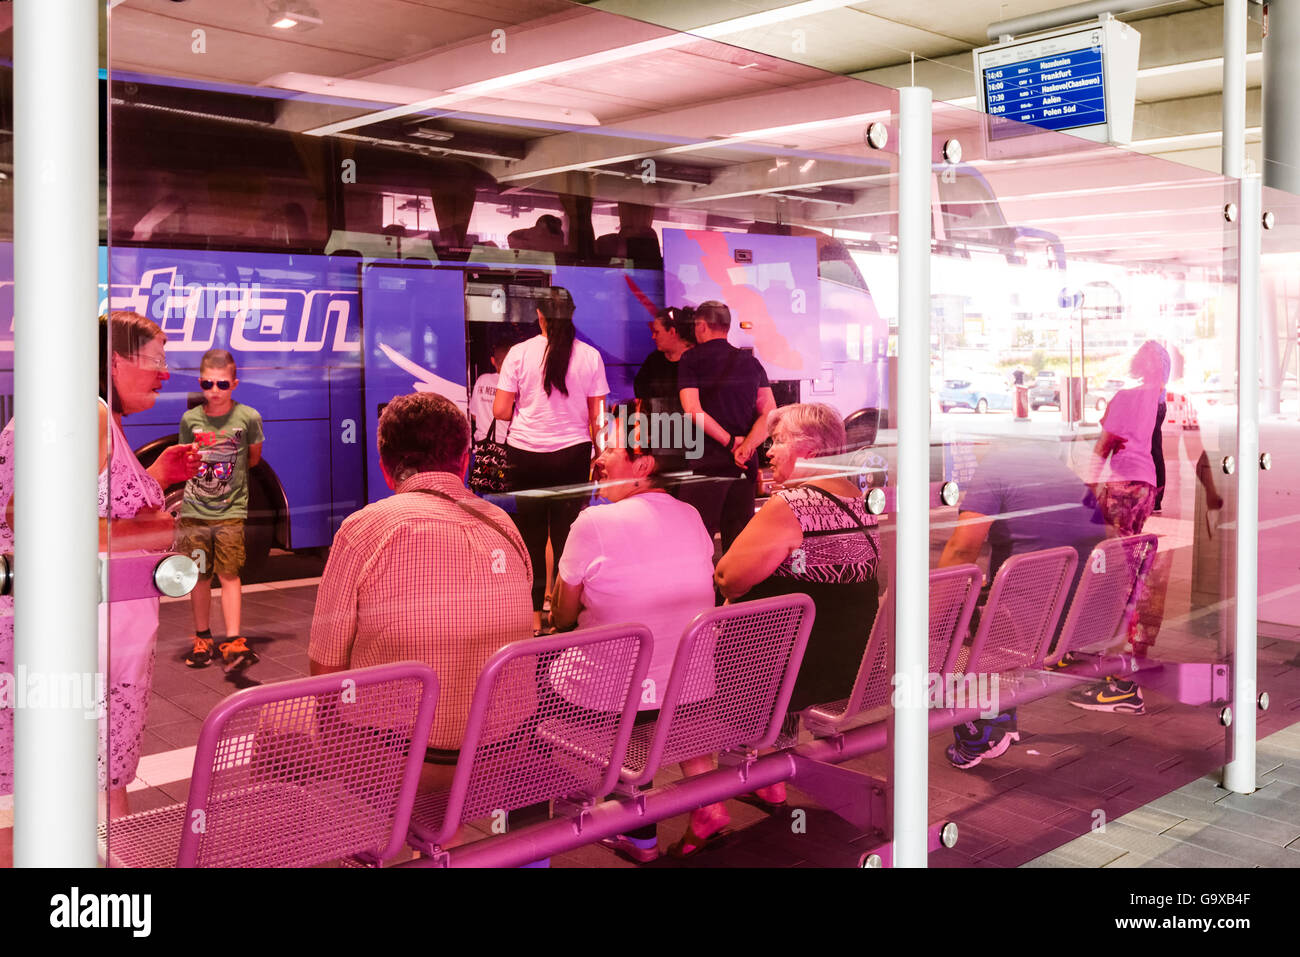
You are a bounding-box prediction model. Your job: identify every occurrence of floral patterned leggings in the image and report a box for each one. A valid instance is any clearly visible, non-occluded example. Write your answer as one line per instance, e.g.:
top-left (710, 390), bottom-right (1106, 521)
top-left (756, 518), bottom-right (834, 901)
top-left (1096, 481), bottom-right (1168, 652)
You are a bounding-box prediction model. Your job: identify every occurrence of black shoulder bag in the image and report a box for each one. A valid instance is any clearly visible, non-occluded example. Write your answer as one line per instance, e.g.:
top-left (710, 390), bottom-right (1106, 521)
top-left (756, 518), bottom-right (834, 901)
top-left (468, 420), bottom-right (511, 494)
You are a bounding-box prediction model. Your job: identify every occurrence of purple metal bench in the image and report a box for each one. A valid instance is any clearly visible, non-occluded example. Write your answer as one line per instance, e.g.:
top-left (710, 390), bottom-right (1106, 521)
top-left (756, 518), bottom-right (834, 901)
top-left (108, 662), bottom-right (439, 867)
top-left (803, 564), bottom-right (982, 736)
top-left (617, 594), bottom-right (815, 789)
top-left (1047, 534), bottom-right (1158, 664)
top-left (1047, 533), bottom-right (1231, 707)
top-left (956, 545), bottom-right (1079, 675)
top-left (406, 624), bottom-right (652, 859)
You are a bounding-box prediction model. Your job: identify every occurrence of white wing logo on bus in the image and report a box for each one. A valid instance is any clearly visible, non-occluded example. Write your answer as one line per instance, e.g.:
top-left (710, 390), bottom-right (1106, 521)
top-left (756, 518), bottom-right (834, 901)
top-left (377, 342), bottom-right (469, 411)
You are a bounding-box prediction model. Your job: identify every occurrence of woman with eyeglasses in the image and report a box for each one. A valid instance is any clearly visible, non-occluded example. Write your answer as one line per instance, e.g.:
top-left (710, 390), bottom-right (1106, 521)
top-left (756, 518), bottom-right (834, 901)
top-left (633, 306), bottom-right (696, 415)
top-left (0, 311), bottom-right (198, 862)
top-left (709, 402), bottom-right (881, 819)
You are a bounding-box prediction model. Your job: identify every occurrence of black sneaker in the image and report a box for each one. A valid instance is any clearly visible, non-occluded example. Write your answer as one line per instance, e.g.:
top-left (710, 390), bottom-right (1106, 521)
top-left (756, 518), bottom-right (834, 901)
top-left (185, 636), bottom-right (215, 668)
top-left (1046, 651), bottom-right (1082, 671)
top-left (945, 712), bottom-right (1020, 769)
top-left (219, 637), bottom-right (259, 674)
top-left (1066, 677), bottom-right (1145, 714)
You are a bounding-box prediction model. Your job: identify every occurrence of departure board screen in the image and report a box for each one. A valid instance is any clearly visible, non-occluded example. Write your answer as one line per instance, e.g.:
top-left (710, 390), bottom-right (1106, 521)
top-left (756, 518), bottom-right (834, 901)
top-left (982, 47), bottom-right (1106, 134)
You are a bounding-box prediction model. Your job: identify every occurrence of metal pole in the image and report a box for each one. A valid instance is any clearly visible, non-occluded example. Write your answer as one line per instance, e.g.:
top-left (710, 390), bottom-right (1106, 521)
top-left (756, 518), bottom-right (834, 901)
top-left (1260, 0), bottom-right (1296, 416)
top-left (987, 0), bottom-right (1168, 41)
top-left (1223, 0), bottom-right (1247, 179)
top-left (1224, 176), bottom-right (1260, 794)
top-left (893, 86), bottom-right (931, 868)
top-left (12, 0), bottom-right (102, 866)
top-left (1263, 0), bottom-right (1300, 194)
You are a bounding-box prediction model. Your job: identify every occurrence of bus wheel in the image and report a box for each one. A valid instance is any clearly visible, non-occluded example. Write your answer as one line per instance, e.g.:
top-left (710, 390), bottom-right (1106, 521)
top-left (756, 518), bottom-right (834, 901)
top-left (975, 398), bottom-right (988, 414)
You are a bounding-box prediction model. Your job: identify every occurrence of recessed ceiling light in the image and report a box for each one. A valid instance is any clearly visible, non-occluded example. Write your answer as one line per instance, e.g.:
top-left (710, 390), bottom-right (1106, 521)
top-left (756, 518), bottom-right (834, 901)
top-left (267, 1), bottom-right (322, 31)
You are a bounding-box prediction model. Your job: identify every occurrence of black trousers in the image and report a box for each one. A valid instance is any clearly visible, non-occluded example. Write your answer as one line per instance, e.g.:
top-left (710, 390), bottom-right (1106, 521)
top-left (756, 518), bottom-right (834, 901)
top-left (507, 442), bottom-right (592, 612)
top-left (676, 470), bottom-right (757, 556)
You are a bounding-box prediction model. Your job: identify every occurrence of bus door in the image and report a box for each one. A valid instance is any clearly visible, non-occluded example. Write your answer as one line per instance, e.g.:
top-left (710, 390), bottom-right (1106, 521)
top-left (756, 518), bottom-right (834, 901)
top-left (361, 261), bottom-right (467, 503)
top-left (464, 266), bottom-right (551, 412)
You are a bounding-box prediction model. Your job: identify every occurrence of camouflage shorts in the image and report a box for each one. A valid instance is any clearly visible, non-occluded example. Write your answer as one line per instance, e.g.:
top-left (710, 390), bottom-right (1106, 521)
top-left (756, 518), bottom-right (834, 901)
top-left (1096, 481), bottom-right (1156, 537)
top-left (176, 518), bottom-right (246, 578)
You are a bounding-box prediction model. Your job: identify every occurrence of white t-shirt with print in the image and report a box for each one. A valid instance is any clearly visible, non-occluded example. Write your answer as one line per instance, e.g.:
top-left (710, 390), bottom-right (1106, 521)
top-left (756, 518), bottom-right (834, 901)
top-left (498, 334), bottom-right (608, 452)
top-left (468, 371), bottom-right (508, 444)
top-left (552, 492), bottom-right (716, 711)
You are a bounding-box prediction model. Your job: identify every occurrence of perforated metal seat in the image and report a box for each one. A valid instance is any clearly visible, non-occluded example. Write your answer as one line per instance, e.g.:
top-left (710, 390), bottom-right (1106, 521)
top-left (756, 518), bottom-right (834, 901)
top-left (108, 662), bottom-right (439, 868)
top-left (955, 546), bottom-right (1079, 675)
top-left (804, 564), bottom-right (982, 735)
top-left (618, 594), bottom-right (814, 788)
top-left (1048, 534), bottom-right (1158, 664)
top-left (407, 624), bottom-right (651, 854)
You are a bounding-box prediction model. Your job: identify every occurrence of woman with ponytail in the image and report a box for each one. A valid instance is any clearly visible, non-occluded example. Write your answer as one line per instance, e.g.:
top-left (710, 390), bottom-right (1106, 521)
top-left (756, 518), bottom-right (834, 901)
top-left (494, 288), bottom-right (609, 632)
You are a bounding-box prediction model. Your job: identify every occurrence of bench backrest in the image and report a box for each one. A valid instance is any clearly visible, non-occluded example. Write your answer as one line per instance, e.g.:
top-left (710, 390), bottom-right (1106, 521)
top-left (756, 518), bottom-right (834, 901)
top-left (622, 593), bottom-right (815, 787)
top-left (957, 546), bottom-right (1078, 675)
top-left (177, 662), bottom-right (439, 867)
top-left (806, 564), bottom-right (981, 733)
top-left (1050, 534), bottom-right (1158, 663)
top-left (416, 625), bottom-right (651, 849)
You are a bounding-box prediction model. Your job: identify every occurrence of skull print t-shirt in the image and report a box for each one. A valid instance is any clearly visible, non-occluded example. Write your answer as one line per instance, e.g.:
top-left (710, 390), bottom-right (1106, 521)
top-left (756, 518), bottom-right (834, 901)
top-left (178, 402), bottom-right (265, 520)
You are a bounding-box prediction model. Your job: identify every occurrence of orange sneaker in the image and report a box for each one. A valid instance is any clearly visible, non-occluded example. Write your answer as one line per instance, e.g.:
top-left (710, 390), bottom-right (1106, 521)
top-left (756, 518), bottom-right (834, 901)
top-left (185, 636), bottom-right (215, 668)
top-left (219, 637), bottom-right (259, 674)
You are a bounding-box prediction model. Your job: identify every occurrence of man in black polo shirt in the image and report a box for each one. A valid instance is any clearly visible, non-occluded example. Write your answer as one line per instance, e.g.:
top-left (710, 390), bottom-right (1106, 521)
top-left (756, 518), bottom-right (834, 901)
top-left (677, 300), bottom-right (776, 552)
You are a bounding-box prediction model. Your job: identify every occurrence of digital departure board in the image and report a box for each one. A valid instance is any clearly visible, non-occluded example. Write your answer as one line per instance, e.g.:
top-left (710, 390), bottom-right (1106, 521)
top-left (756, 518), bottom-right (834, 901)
top-left (982, 48), bottom-right (1106, 132)
top-left (974, 18), bottom-right (1140, 148)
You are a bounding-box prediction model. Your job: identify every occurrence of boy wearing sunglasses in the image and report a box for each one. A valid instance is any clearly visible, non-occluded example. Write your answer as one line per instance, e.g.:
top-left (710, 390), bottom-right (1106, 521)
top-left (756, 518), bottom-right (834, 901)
top-left (176, 349), bottom-right (266, 672)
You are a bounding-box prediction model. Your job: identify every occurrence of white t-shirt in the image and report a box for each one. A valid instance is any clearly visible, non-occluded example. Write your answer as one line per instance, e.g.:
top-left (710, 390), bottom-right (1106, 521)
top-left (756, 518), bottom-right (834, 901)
top-left (1097, 386), bottom-right (1159, 486)
top-left (468, 371), bottom-right (508, 443)
top-left (498, 334), bottom-right (608, 452)
top-left (552, 492), bottom-right (716, 711)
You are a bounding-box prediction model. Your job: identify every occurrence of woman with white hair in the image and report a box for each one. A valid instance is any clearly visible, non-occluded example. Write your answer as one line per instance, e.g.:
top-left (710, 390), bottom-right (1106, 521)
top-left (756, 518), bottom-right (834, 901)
top-left (1084, 338), bottom-right (1171, 539)
top-left (1068, 339), bottom-right (1171, 715)
top-left (693, 401), bottom-right (879, 835)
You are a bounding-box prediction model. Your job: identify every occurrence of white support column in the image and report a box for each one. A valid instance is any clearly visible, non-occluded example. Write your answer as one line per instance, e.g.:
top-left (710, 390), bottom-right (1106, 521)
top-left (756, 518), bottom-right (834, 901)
top-left (12, 0), bottom-right (102, 866)
top-left (1263, 0), bottom-right (1300, 195)
top-left (892, 86), bottom-right (931, 868)
top-left (1223, 0), bottom-right (1247, 179)
top-left (1224, 176), bottom-right (1260, 794)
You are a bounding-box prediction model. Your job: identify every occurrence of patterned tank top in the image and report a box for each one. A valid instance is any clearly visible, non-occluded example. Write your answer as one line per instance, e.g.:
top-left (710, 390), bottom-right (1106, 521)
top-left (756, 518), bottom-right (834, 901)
top-left (771, 484), bottom-right (880, 585)
top-left (98, 402), bottom-right (165, 520)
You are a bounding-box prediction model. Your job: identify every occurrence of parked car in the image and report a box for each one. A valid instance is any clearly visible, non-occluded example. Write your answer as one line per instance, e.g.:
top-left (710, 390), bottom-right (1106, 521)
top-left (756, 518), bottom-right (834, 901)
top-left (939, 373), bottom-right (1014, 414)
top-left (1028, 370), bottom-right (1060, 410)
top-left (1084, 377), bottom-right (1127, 413)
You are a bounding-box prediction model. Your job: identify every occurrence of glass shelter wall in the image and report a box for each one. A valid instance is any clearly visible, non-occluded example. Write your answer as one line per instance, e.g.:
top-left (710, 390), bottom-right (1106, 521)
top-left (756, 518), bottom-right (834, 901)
top-left (66, 0), bottom-right (1272, 868)
top-left (1258, 185), bottom-right (1300, 633)
top-left (103, 0), bottom-right (903, 865)
top-left (922, 98), bottom-right (1242, 858)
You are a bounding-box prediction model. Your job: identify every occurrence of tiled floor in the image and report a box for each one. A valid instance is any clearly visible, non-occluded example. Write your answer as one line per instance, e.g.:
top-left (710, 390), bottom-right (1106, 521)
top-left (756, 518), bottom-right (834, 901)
top-left (1028, 722), bottom-right (1300, 868)
top-left (127, 576), bottom-right (1300, 867)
